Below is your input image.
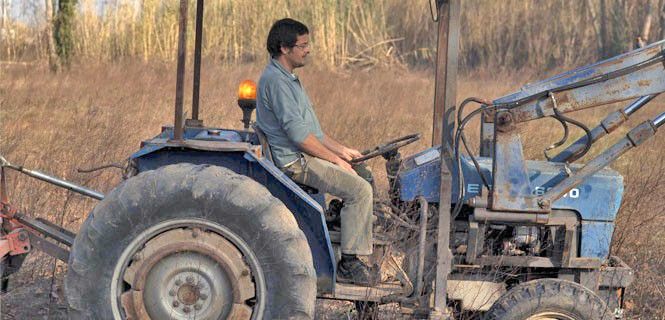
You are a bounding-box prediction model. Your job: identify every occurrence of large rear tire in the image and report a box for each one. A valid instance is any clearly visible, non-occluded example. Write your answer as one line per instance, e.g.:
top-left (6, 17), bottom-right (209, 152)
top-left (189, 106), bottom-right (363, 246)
top-left (65, 164), bottom-right (317, 319)
top-left (485, 278), bottom-right (613, 320)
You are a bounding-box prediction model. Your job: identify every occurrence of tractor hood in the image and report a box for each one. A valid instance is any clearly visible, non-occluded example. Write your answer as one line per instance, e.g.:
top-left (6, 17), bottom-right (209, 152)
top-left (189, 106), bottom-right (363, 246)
top-left (397, 146), bottom-right (624, 222)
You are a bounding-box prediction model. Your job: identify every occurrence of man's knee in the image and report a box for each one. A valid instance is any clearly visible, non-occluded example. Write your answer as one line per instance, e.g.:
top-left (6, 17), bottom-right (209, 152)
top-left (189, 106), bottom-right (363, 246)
top-left (356, 178), bottom-right (373, 202)
top-left (353, 163), bottom-right (374, 186)
top-left (338, 175), bottom-right (373, 204)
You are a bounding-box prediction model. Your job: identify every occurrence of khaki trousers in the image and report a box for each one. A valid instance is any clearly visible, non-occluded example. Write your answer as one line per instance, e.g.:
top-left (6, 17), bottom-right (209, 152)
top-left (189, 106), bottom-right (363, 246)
top-left (284, 154), bottom-right (373, 255)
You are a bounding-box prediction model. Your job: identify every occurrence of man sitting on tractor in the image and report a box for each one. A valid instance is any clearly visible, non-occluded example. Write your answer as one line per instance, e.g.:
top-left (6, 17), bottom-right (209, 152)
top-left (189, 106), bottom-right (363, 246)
top-left (256, 18), bottom-right (375, 285)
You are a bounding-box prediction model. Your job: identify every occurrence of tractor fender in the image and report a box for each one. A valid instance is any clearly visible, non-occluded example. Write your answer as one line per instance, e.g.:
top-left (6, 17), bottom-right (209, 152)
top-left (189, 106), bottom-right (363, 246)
top-left (130, 143), bottom-right (337, 293)
top-left (243, 151), bottom-right (336, 293)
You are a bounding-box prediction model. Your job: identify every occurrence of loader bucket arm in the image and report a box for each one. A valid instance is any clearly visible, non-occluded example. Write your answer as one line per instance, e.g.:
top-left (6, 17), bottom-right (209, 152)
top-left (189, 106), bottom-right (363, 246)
top-left (474, 40), bottom-right (665, 214)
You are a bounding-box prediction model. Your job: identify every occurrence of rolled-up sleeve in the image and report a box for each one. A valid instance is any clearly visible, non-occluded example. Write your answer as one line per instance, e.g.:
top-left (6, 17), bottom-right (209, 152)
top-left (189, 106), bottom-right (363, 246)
top-left (268, 80), bottom-right (311, 144)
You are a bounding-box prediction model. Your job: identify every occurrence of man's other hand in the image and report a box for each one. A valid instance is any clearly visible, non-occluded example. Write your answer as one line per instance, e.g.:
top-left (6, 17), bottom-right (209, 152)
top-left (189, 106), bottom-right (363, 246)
top-left (334, 157), bottom-right (356, 174)
top-left (298, 134), bottom-right (358, 174)
top-left (340, 147), bottom-right (363, 162)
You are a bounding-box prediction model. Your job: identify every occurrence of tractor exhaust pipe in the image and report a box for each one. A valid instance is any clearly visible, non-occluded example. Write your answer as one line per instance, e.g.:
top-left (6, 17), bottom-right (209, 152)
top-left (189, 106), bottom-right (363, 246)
top-left (172, 0), bottom-right (189, 141)
top-left (189, 0), bottom-right (205, 126)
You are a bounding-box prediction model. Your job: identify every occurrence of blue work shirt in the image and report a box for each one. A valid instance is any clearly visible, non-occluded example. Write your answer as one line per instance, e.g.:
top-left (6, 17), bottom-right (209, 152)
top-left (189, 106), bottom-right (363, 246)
top-left (256, 59), bottom-right (324, 167)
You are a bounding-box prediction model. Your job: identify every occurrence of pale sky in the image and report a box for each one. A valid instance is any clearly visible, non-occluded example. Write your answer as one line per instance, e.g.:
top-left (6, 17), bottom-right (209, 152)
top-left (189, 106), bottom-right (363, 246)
top-left (3, 0), bottom-right (137, 25)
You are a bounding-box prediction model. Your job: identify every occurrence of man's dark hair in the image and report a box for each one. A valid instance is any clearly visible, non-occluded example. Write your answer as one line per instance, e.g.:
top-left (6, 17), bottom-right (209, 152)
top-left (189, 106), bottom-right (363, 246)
top-left (267, 18), bottom-right (309, 58)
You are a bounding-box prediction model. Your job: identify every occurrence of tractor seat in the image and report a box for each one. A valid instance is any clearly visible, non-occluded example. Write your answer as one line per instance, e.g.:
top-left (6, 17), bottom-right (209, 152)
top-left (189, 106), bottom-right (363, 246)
top-left (252, 123), bottom-right (275, 164)
top-left (252, 124), bottom-right (319, 195)
top-left (296, 183), bottom-right (319, 195)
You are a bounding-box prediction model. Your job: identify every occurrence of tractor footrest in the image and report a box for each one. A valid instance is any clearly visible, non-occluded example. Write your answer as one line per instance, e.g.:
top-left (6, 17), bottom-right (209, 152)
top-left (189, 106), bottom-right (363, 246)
top-left (328, 230), bottom-right (391, 246)
top-left (319, 281), bottom-right (405, 302)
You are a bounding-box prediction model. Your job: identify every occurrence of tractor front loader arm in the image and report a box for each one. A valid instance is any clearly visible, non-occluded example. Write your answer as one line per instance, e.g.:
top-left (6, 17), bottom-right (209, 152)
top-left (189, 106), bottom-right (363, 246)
top-left (474, 40), bottom-right (665, 214)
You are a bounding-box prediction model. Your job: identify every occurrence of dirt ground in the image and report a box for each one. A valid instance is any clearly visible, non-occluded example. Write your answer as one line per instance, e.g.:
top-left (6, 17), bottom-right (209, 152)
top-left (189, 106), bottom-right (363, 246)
top-left (1, 277), bottom-right (67, 319)
top-left (0, 276), bottom-right (402, 319)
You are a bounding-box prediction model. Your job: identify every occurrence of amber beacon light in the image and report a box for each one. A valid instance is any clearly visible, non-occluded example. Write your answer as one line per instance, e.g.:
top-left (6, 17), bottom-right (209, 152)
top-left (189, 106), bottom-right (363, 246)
top-left (238, 80), bottom-right (257, 100)
top-left (237, 80), bottom-right (257, 129)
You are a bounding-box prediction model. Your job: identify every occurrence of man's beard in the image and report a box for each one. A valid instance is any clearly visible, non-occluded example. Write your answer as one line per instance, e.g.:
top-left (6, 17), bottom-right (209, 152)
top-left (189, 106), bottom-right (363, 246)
top-left (294, 58), bottom-right (307, 68)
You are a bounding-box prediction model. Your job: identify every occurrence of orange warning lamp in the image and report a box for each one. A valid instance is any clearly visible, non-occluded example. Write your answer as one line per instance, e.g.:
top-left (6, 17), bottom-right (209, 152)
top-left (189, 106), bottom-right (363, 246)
top-left (238, 80), bottom-right (257, 100)
top-left (238, 80), bottom-right (257, 129)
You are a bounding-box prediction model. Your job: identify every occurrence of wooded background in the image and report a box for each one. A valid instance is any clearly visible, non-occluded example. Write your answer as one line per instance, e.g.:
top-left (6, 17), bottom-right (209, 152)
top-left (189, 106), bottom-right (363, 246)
top-left (1, 0), bottom-right (663, 71)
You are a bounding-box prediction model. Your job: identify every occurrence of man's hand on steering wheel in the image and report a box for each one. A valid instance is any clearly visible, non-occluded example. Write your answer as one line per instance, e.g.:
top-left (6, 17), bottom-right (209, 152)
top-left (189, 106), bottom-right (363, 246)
top-left (350, 133), bottom-right (421, 164)
top-left (339, 147), bottom-right (363, 162)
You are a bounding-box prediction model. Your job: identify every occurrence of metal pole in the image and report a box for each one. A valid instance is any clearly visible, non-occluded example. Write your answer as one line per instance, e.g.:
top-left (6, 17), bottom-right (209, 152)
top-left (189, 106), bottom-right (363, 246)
top-left (0, 164), bottom-right (104, 200)
top-left (624, 95), bottom-right (656, 115)
top-left (652, 111), bottom-right (665, 127)
top-left (1, 167), bottom-right (7, 203)
top-left (414, 196), bottom-right (429, 298)
top-left (173, 0), bottom-right (188, 141)
top-left (190, 0), bottom-right (204, 125)
top-left (432, 0), bottom-right (460, 153)
top-left (432, 0), bottom-right (460, 318)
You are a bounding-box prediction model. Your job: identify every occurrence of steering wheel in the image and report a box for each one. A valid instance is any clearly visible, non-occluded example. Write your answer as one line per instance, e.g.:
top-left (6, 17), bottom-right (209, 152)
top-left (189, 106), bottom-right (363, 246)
top-left (350, 133), bottom-right (421, 163)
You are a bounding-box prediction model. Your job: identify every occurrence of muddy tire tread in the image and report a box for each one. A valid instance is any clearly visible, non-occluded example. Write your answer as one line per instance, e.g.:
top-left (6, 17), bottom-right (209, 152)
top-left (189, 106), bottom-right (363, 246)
top-left (65, 163), bottom-right (316, 319)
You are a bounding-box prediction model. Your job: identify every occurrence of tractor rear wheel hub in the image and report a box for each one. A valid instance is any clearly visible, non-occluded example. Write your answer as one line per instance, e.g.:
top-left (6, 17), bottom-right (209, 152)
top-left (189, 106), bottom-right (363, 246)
top-left (120, 227), bottom-right (255, 320)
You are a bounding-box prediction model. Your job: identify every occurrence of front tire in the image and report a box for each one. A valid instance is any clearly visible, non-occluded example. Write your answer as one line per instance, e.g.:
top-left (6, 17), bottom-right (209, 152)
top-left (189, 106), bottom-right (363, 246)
top-left (65, 164), bottom-right (317, 319)
top-left (485, 278), bottom-right (612, 320)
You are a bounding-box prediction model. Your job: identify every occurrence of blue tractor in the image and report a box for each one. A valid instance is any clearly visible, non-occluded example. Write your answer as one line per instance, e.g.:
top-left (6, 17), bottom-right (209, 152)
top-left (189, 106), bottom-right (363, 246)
top-left (1, 1), bottom-right (664, 319)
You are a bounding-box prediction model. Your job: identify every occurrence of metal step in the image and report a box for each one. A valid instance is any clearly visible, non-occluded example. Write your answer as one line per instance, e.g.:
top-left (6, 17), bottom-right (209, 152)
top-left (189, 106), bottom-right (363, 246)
top-left (319, 281), bottom-right (405, 302)
top-left (328, 230), bottom-right (392, 246)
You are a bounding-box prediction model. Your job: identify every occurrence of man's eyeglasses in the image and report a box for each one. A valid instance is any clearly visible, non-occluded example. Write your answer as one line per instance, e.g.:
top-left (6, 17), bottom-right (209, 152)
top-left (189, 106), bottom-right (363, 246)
top-left (293, 43), bottom-right (310, 50)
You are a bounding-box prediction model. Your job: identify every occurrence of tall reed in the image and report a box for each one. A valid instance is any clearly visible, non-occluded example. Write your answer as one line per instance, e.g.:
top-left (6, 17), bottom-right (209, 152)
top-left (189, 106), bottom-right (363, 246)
top-left (1, 0), bottom-right (661, 71)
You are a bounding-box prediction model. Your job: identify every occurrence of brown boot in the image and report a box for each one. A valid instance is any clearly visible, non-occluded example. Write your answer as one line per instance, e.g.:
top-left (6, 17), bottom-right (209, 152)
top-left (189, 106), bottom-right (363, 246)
top-left (337, 254), bottom-right (375, 286)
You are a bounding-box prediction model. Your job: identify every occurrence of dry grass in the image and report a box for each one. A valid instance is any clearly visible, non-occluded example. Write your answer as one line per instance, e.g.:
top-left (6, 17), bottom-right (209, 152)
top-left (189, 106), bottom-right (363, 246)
top-left (0, 60), bottom-right (664, 318)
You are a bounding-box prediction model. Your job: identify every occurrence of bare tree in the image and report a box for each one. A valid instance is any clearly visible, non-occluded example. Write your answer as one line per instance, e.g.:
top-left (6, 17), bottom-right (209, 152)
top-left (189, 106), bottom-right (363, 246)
top-left (0, 1), bottom-right (4, 37)
top-left (599, 0), bottom-right (610, 57)
top-left (660, 0), bottom-right (665, 40)
top-left (585, 0), bottom-right (604, 57)
top-left (0, 0), bottom-right (10, 60)
top-left (45, 0), bottom-right (59, 71)
top-left (635, 0), bottom-right (654, 48)
top-left (54, 0), bottom-right (77, 67)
